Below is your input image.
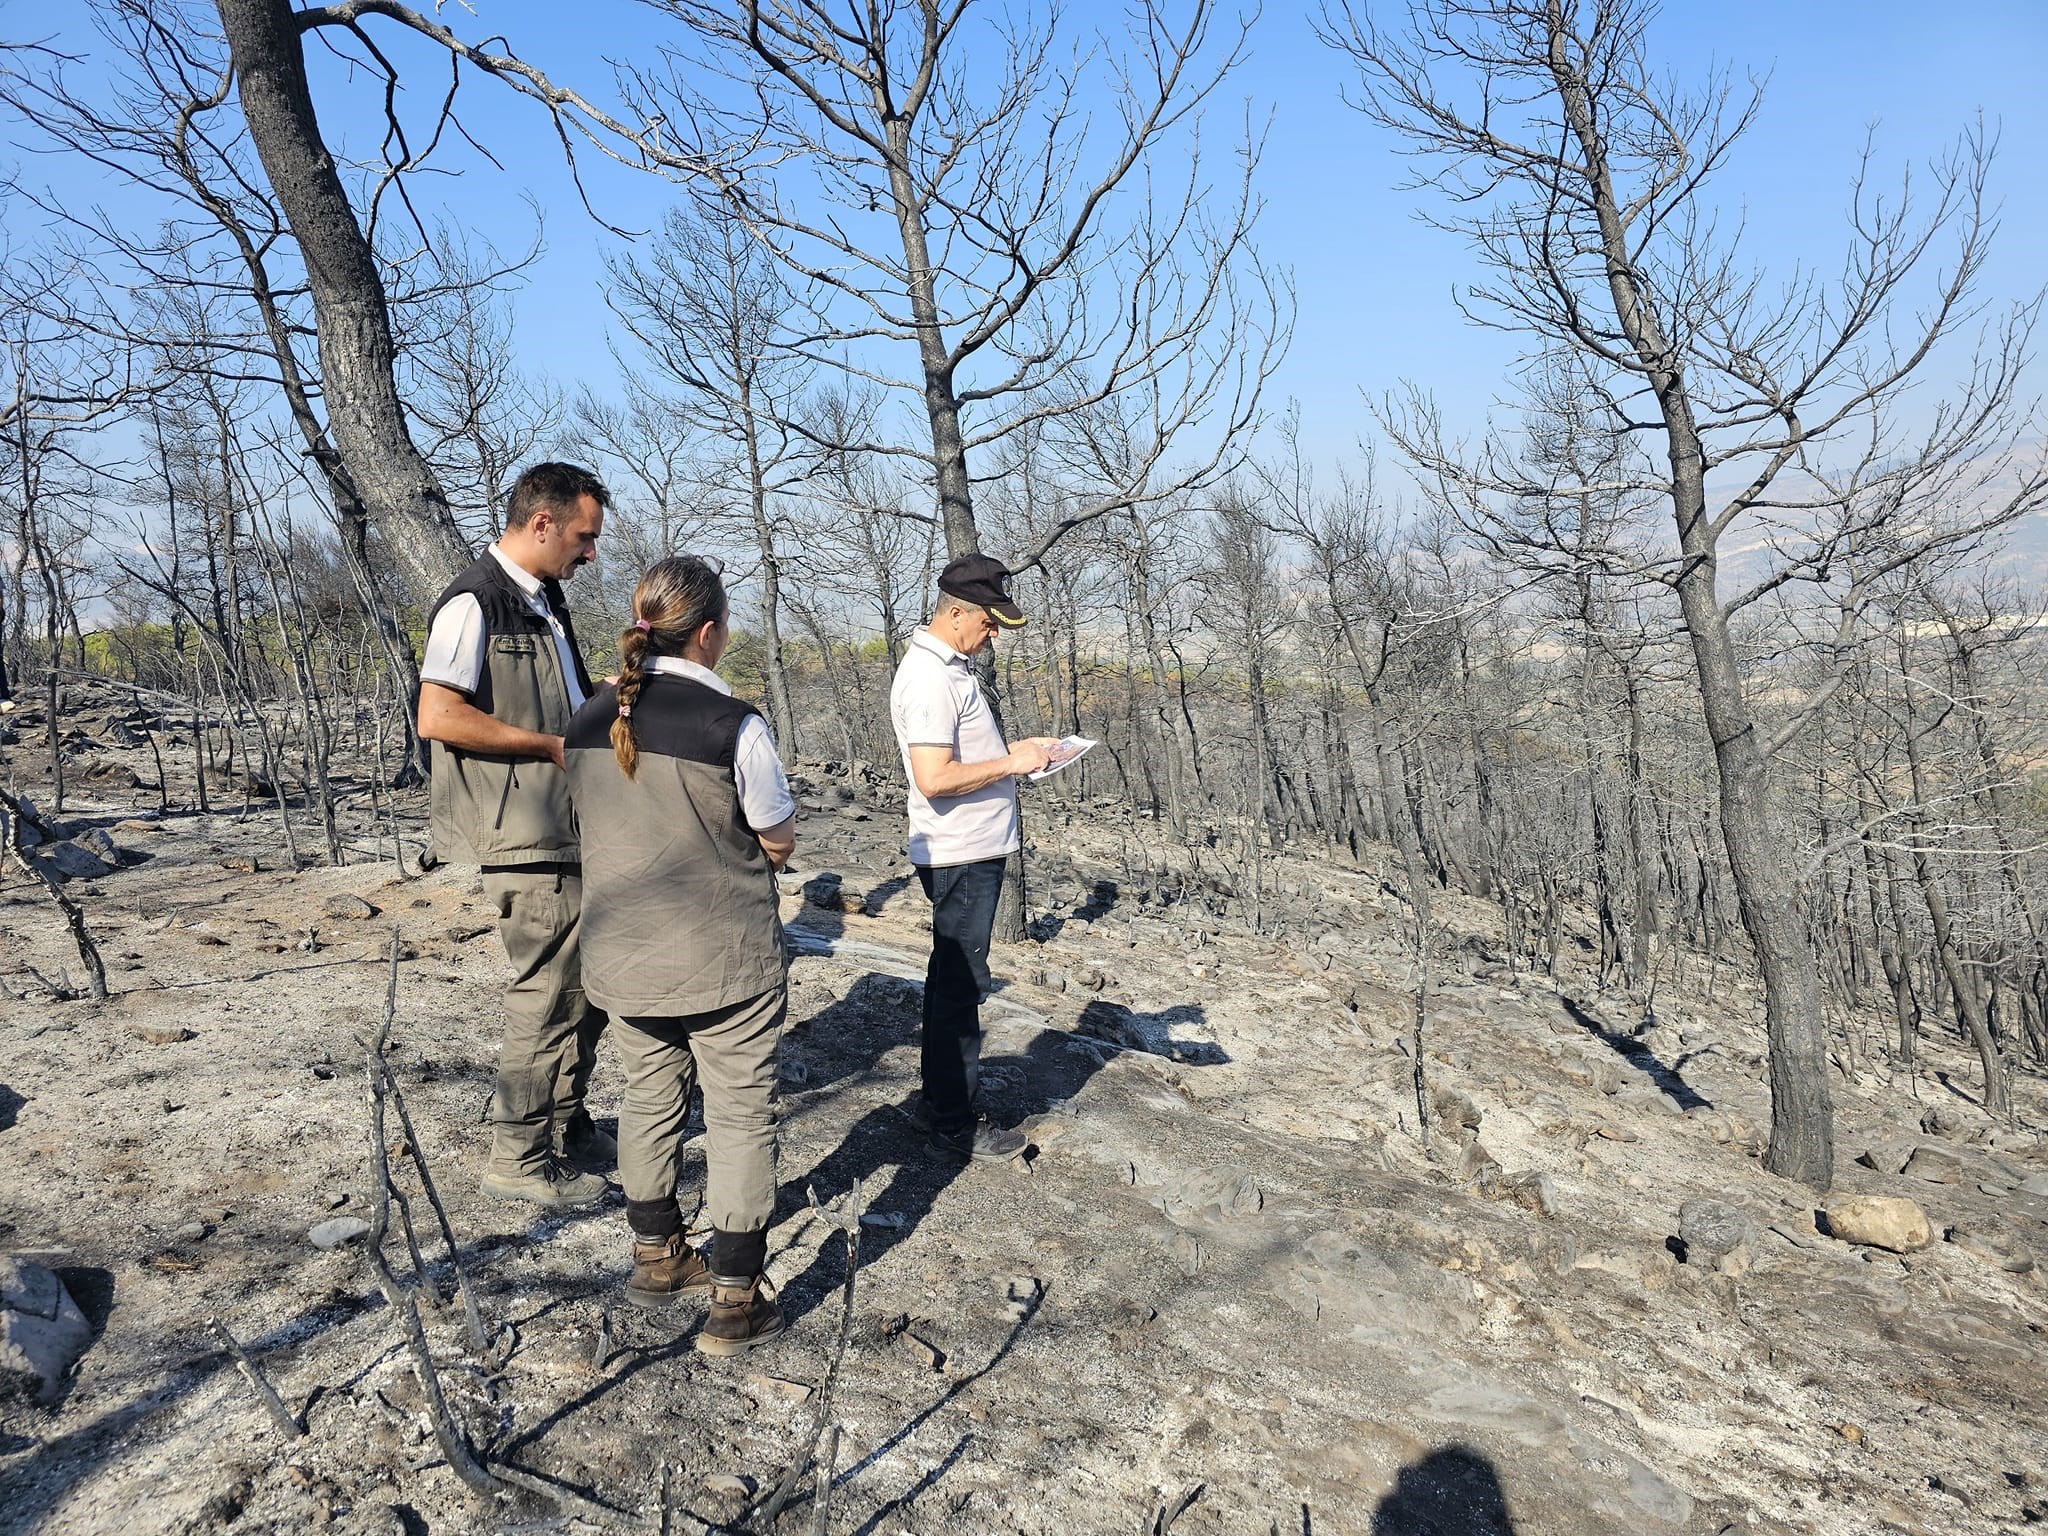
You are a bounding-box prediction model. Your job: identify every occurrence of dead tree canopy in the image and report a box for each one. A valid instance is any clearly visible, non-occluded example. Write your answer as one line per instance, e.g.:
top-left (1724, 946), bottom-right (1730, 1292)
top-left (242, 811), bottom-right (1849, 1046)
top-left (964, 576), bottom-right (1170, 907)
top-left (215, 0), bottom-right (470, 607)
top-left (1323, 0), bottom-right (2046, 1188)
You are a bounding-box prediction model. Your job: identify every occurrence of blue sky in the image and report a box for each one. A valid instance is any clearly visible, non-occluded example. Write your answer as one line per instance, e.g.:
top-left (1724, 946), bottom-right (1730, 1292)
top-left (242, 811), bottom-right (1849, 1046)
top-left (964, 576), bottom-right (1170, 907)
top-left (10, 1), bottom-right (2047, 475)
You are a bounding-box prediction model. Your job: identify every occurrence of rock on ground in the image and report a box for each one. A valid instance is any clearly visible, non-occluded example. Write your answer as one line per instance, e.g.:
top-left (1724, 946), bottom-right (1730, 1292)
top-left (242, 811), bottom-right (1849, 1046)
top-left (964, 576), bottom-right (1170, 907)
top-left (0, 1258), bottom-right (93, 1404)
top-left (1822, 1195), bottom-right (1933, 1252)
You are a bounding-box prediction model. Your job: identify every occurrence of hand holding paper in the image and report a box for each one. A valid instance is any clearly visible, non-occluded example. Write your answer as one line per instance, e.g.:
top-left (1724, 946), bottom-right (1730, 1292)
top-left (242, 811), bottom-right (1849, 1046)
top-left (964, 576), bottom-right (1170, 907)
top-left (1027, 735), bottom-right (1096, 780)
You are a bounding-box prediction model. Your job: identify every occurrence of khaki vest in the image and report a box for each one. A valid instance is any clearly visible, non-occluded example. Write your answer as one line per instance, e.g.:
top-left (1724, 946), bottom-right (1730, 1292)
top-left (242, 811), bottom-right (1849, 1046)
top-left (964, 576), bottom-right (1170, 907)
top-left (564, 675), bottom-right (783, 1015)
top-left (425, 556), bottom-right (592, 867)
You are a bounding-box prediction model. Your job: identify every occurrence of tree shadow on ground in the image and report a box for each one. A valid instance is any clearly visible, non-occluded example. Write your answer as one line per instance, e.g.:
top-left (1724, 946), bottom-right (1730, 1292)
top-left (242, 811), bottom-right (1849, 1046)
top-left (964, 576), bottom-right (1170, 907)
top-left (0, 1082), bottom-right (24, 1132)
top-left (775, 993), bottom-right (1227, 1329)
top-left (1373, 1445), bottom-right (1520, 1534)
top-left (1030, 877), bottom-right (1123, 941)
top-left (1560, 996), bottom-right (1711, 1110)
top-left (0, 1286), bottom-right (372, 1529)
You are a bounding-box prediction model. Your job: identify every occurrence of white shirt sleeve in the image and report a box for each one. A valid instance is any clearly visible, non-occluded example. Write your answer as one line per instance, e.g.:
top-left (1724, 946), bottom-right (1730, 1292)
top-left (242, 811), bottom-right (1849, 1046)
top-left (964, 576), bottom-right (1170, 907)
top-left (419, 593), bottom-right (487, 694)
top-left (733, 714), bottom-right (798, 831)
top-left (896, 667), bottom-right (960, 748)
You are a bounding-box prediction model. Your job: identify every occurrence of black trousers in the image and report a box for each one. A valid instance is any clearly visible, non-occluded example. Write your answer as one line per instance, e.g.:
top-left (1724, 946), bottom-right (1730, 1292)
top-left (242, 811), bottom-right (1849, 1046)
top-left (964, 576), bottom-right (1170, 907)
top-left (915, 857), bottom-right (1005, 1135)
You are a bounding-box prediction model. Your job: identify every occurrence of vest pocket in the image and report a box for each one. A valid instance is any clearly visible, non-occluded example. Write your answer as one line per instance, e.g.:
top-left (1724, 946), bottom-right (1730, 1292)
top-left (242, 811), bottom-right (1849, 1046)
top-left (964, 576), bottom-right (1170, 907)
top-left (493, 761), bottom-right (518, 830)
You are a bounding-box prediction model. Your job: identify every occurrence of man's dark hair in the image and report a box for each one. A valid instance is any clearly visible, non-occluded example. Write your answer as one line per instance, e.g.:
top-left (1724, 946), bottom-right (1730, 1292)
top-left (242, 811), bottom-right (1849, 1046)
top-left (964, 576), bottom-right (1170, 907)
top-left (504, 462), bottom-right (610, 530)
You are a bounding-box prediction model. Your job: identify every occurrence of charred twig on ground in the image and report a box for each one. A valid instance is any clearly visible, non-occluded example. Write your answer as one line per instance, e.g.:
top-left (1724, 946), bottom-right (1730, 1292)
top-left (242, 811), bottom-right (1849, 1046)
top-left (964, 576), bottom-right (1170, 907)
top-left (0, 783), bottom-right (109, 1000)
top-left (209, 1317), bottom-right (305, 1439)
top-left (808, 1424), bottom-right (840, 1536)
top-left (747, 1180), bottom-right (865, 1530)
top-left (1152, 1483), bottom-right (1204, 1534)
top-left (365, 930), bottom-right (504, 1498)
top-left (376, 1052), bottom-right (493, 1354)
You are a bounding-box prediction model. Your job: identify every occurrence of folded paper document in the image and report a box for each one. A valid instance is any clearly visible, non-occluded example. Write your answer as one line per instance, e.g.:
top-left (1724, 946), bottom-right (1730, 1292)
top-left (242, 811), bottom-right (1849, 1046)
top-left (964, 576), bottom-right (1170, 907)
top-left (1028, 735), bottom-right (1097, 780)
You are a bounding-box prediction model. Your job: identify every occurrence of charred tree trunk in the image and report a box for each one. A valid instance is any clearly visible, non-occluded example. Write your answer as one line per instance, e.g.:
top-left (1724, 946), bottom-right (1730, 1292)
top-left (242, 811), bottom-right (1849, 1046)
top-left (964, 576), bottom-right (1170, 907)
top-left (217, 0), bottom-right (471, 610)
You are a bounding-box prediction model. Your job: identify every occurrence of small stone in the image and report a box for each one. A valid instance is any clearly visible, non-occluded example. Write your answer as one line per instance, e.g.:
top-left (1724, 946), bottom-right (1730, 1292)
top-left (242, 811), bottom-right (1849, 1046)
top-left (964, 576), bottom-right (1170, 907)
top-left (1457, 1138), bottom-right (1501, 1183)
top-left (701, 1473), bottom-right (754, 1499)
top-left (321, 894), bottom-right (378, 921)
top-left (175, 1220), bottom-right (212, 1244)
top-left (1822, 1195), bottom-right (1931, 1253)
top-left (73, 828), bottom-right (123, 864)
top-left (308, 1217), bottom-right (371, 1250)
top-left (1901, 1144), bottom-right (1968, 1185)
top-left (126, 1025), bottom-right (197, 1046)
top-left (748, 1373), bottom-right (812, 1403)
top-left (1006, 1275), bottom-right (1041, 1305)
top-left (1678, 1200), bottom-right (1759, 1264)
top-left (2020, 1173), bottom-right (2048, 1197)
top-left (1836, 1421), bottom-right (1864, 1445)
top-left (1854, 1144), bottom-right (1914, 1176)
top-left (1504, 1171), bottom-right (1559, 1218)
top-left (1430, 1087), bottom-right (1482, 1134)
top-left (1919, 1103), bottom-right (1968, 1136)
top-left (220, 855), bottom-right (261, 873)
top-left (903, 1331), bottom-right (944, 1371)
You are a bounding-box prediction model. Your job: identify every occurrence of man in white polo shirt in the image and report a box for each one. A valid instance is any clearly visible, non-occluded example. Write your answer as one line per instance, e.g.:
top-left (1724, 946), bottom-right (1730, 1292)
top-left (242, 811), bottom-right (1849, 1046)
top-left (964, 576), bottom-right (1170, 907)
top-left (889, 554), bottom-right (1059, 1161)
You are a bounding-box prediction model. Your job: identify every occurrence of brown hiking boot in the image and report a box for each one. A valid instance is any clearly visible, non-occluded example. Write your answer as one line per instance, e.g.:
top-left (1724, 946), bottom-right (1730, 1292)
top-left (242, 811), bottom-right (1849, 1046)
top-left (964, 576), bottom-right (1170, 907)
top-left (625, 1232), bottom-right (713, 1309)
top-left (696, 1274), bottom-right (784, 1357)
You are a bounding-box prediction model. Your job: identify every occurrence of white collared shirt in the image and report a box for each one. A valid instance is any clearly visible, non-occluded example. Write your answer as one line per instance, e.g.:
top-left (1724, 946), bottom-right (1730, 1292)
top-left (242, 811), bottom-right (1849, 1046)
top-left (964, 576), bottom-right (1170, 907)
top-left (889, 628), bottom-right (1018, 866)
top-left (643, 655), bottom-right (797, 833)
top-left (420, 544), bottom-right (588, 712)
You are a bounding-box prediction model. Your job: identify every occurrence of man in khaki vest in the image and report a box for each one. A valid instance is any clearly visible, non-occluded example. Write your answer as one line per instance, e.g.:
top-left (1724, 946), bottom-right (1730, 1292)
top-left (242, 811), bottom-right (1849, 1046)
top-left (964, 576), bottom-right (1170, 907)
top-left (418, 463), bottom-right (613, 1207)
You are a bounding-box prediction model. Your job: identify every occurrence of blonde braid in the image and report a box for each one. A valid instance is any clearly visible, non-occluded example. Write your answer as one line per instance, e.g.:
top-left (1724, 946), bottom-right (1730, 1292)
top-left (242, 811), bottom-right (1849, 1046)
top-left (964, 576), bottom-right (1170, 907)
top-left (610, 621), bottom-right (652, 778)
top-left (609, 555), bottom-right (729, 780)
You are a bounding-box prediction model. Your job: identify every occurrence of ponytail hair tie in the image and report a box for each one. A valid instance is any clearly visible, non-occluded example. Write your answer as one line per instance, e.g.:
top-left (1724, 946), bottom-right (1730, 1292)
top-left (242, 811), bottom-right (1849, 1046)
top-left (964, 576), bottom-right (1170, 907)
top-left (617, 702), bottom-right (632, 718)
top-left (632, 618), bottom-right (651, 631)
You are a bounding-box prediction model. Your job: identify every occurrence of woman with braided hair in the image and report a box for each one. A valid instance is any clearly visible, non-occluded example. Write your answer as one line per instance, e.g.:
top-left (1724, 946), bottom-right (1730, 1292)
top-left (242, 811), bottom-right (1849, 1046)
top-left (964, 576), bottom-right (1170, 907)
top-left (562, 554), bottom-right (797, 1355)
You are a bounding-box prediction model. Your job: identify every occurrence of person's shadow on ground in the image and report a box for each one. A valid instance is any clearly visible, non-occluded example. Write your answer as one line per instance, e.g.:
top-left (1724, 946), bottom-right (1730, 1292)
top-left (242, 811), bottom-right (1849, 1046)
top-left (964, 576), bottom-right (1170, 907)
top-left (1372, 1446), bottom-right (1520, 1534)
top-left (773, 989), bottom-right (1230, 1327)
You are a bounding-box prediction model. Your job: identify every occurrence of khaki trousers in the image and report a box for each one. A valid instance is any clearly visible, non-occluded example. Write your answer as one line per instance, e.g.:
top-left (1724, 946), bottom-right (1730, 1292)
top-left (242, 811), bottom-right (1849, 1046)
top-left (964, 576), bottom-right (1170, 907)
top-left (614, 984), bottom-right (787, 1240)
top-left (484, 865), bottom-right (607, 1175)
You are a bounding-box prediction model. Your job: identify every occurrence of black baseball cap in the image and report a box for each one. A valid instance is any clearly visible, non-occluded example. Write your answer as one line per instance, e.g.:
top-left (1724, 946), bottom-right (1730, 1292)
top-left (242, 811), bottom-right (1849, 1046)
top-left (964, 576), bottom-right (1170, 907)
top-left (938, 553), bottom-right (1027, 628)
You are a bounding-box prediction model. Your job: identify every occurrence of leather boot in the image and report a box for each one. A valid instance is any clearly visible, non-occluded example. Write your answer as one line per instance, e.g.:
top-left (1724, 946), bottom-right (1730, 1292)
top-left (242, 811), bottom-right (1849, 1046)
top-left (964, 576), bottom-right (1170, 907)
top-left (696, 1274), bottom-right (784, 1356)
top-left (625, 1233), bottom-right (712, 1309)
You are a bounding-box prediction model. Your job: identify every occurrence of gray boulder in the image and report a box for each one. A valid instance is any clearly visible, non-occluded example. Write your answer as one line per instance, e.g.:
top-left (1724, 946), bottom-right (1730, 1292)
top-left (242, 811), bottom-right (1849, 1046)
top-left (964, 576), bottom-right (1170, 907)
top-left (1679, 1199), bottom-right (1758, 1264)
top-left (42, 843), bottom-right (112, 881)
top-left (73, 827), bottom-right (123, 864)
top-left (0, 1257), bottom-right (94, 1404)
top-left (1901, 1144), bottom-right (1967, 1185)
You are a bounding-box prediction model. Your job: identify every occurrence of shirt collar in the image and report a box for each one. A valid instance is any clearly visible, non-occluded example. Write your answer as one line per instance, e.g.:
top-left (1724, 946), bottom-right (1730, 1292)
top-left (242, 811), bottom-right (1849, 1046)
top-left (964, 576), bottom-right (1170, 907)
top-left (488, 542), bottom-right (545, 599)
top-left (911, 628), bottom-right (970, 667)
top-left (644, 654), bottom-right (733, 695)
